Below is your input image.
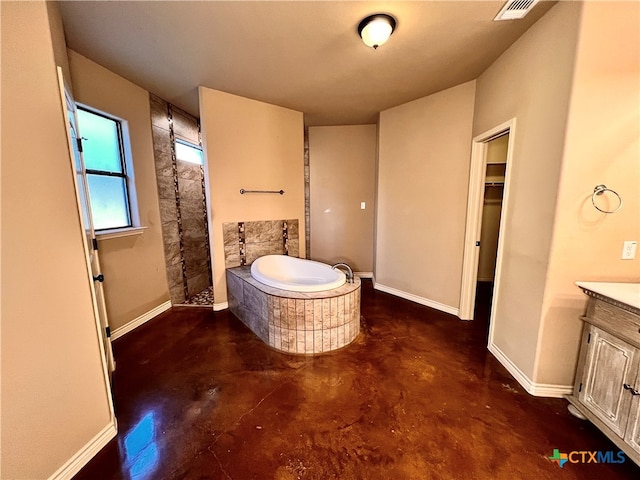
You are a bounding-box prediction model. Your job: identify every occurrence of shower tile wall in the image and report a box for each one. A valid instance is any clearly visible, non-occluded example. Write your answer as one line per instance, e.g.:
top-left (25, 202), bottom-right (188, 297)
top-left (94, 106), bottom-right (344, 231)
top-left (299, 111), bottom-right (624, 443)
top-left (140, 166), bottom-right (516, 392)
top-left (150, 94), bottom-right (212, 304)
top-left (222, 219), bottom-right (300, 268)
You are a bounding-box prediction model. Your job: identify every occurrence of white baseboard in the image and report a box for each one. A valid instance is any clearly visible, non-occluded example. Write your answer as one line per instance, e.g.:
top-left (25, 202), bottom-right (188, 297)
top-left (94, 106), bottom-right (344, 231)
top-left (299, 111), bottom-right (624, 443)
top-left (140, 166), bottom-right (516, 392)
top-left (488, 342), bottom-right (573, 398)
top-left (530, 382), bottom-right (574, 398)
top-left (373, 282), bottom-right (459, 316)
top-left (214, 301), bottom-right (229, 311)
top-left (355, 271), bottom-right (373, 279)
top-left (488, 342), bottom-right (535, 392)
top-left (111, 300), bottom-right (172, 340)
top-left (48, 420), bottom-right (117, 480)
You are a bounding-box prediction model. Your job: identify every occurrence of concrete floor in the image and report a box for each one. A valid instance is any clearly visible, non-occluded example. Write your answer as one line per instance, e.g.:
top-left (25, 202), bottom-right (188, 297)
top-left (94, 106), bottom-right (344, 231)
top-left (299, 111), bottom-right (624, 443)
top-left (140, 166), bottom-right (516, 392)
top-left (74, 281), bottom-right (639, 479)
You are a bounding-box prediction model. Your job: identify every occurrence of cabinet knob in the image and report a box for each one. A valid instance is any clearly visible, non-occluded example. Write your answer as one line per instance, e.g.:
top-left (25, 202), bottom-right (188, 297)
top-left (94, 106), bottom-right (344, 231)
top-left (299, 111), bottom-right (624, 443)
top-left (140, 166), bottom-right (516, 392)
top-left (623, 384), bottom-right (640, 396)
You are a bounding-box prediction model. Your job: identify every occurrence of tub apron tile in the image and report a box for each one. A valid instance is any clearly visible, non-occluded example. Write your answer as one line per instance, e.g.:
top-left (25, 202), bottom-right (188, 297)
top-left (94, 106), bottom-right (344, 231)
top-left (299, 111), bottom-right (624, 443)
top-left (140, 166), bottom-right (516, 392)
top-left (225, 266), bottom-right (361, 355)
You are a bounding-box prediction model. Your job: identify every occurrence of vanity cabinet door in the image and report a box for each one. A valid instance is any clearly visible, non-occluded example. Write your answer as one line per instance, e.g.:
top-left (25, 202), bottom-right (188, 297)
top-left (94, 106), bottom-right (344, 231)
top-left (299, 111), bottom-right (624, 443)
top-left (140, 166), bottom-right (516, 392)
top-left (624, 369), bottom-right (640, 455)
top-left (579, 325), bottom-right (638, 437)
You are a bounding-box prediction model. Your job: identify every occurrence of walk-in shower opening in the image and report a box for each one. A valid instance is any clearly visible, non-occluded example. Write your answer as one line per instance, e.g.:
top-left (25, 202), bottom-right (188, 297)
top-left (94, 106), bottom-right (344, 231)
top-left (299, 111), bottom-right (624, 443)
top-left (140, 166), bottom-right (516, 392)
top-left (150, 94), bottom-right (213, 306)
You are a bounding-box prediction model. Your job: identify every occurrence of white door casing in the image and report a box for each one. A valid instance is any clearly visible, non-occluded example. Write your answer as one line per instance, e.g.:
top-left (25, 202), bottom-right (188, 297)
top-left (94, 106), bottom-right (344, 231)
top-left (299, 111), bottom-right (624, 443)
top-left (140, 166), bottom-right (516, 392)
top-left (458, 118), bottom-right (516, 328)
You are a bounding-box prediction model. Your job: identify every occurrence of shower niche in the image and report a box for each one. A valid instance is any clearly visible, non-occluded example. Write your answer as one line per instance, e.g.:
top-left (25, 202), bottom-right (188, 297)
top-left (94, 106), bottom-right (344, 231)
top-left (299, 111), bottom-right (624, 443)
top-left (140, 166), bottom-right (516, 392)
top-left (150, 94), bottom-right (213, 305)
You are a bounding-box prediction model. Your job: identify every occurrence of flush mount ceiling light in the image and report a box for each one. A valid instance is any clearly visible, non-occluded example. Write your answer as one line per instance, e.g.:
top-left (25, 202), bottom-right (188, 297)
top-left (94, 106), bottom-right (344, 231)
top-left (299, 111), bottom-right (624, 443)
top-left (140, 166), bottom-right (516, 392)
top-left (358, 14), bottom-right (396, 49)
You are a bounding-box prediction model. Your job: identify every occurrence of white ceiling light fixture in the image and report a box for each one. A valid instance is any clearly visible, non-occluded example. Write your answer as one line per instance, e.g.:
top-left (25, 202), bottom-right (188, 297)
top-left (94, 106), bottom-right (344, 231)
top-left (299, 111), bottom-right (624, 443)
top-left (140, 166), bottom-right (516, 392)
top-left (358, 14), bottom-right (396, 49)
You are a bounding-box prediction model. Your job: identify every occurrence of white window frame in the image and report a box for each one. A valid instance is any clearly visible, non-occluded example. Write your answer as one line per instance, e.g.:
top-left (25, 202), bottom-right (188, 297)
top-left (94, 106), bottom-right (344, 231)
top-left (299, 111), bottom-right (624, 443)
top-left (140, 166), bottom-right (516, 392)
top-left (77, 104), bottom-right (142, 238)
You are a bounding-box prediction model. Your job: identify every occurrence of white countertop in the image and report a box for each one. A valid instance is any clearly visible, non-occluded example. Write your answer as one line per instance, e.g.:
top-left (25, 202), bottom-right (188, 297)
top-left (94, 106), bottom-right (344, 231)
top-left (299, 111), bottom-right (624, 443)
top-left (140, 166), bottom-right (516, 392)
top-left (576, 282), bottom-right (640, 310)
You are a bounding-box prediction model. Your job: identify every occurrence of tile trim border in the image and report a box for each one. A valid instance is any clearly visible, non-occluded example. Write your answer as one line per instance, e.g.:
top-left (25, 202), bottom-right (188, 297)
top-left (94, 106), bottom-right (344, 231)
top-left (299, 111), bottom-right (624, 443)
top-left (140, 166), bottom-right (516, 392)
top-left (47, 420), bottom-right (117, 480)
top-left (167, 104), bottom-right (190, 301)
top-left (238, 222), bottom-right (246, 266)
top-left (283, 220), bottom-right (289, 255)
top-left (303, 127), bottom-right (310, 259)
top-left (373, 282), bottom-right (459, 316)
top-left (111, 300), bottom-right (172, 341)
top-left (199, 162), bottom-right (213, 286)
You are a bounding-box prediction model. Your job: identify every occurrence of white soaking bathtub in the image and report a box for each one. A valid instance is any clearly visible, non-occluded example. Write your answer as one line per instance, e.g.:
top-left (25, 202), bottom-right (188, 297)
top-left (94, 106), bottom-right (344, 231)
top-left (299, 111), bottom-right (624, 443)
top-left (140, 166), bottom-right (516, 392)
top-left (250, 255), bottom-right (346, 292)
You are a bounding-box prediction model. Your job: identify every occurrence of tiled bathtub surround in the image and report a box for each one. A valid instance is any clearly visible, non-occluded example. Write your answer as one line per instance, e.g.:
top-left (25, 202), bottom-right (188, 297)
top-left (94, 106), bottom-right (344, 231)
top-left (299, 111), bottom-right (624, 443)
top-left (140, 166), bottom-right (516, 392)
top-left (226, 267), bottom-right (361, 354)
top-left (222, 219), bottom-right (300, 268)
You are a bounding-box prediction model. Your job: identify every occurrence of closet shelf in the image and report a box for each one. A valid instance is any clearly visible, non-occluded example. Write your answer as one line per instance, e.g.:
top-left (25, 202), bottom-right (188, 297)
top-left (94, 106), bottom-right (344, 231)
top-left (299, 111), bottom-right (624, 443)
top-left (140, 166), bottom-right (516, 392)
top-left (485, 176), bottom-right (505, 186)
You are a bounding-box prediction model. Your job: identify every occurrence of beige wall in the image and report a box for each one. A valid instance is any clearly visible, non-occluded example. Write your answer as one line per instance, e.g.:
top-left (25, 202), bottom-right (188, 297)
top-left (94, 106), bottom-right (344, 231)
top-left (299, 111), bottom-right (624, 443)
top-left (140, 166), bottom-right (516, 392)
top-left (68, 50), bottom-right (170, 330)
top-left (485, 133), bottom-right (508, 165)
top-left (1, 2), bottom-right (113, 477)
top-left (199, 87), bottom-right (305, 306)
top-left (308, 125), bottom-right (377, 272)
top-left (472, 1), bottom-right (582, 381)
top-left (46, 1), bottom-right (71, 86)
top-left (376, 81), bottom-right (476, 309)
top-left (536, 1), bottom-right (640, 386)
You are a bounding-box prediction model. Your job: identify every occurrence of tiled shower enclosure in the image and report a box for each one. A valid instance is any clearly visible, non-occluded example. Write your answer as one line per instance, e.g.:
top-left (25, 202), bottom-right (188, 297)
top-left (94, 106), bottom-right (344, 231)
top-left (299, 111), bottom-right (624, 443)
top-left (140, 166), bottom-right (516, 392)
top-left (150, 94), bottom-right (212, 305)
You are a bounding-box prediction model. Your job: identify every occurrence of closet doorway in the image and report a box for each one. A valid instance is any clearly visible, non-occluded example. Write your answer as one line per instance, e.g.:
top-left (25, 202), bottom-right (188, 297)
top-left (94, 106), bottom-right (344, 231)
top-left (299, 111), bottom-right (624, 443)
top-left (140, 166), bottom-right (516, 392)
top-left (459, 119), bottom-right (515, 324)
top-left (476, 134), bottom-right (507, 317)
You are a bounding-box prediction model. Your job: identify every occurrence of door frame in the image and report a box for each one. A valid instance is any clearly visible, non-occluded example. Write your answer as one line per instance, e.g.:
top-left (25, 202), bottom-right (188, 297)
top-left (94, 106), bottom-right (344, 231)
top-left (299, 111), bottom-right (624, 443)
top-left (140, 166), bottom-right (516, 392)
top-left (459, 118), bottom-right (516, 324)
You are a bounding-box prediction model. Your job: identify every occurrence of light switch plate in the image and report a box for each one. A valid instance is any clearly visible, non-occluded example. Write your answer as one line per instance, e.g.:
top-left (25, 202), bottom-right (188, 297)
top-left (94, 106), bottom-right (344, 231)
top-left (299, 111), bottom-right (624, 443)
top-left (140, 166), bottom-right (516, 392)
top-left (622, 241), bottom-right (637, 260)
top-left (360, 202), bottom-right (366, 210)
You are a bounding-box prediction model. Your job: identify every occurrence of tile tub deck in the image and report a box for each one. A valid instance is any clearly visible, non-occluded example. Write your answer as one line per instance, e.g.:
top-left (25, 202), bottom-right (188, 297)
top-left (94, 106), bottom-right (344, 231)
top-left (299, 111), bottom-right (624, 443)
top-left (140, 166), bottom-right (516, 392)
top-left (226, 266), bottom-right (361, 354)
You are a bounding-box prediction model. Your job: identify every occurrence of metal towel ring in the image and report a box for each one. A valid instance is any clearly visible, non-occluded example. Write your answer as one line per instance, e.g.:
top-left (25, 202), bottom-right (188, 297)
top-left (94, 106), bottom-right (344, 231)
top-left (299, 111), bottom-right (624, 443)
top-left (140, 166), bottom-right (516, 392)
top-left (592, 184), bottom-right (622, 213)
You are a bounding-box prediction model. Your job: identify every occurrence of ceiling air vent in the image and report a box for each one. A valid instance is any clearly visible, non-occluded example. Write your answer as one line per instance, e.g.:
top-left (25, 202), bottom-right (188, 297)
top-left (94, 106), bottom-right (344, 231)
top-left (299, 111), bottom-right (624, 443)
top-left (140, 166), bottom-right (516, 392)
top-left (494, 0), bottom-right (539, 21)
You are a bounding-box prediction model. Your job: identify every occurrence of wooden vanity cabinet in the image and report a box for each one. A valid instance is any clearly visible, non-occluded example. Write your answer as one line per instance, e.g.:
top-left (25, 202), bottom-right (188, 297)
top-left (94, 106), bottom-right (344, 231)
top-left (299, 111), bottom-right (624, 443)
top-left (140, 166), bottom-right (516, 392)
top-left (567, 289), bottom-right (640, 466)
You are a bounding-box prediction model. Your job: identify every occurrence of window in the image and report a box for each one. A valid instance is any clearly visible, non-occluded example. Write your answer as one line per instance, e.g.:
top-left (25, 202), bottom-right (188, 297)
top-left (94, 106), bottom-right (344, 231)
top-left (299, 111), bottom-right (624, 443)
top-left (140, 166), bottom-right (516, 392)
top-left (76, 107), bottom-right (133, 231)
top-left (175, 140), bottom-right (203, 165)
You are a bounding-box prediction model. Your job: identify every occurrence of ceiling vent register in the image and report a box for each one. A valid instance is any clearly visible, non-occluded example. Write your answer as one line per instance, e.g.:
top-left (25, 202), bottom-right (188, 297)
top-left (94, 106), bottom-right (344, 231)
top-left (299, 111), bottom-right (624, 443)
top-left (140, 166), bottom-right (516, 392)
top-left (494, 0), bottom-right (539, 21)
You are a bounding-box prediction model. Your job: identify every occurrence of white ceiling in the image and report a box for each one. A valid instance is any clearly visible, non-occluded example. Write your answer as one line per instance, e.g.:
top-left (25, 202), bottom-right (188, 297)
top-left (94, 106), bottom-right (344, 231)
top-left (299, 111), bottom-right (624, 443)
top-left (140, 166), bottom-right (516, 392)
top-left (58, 1), bottom-right (555, 125)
